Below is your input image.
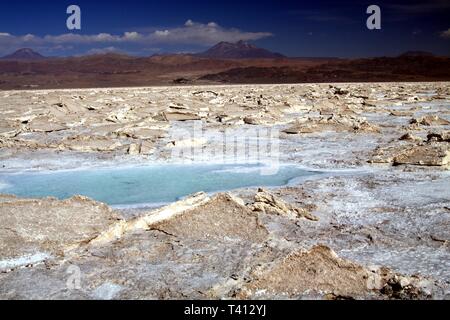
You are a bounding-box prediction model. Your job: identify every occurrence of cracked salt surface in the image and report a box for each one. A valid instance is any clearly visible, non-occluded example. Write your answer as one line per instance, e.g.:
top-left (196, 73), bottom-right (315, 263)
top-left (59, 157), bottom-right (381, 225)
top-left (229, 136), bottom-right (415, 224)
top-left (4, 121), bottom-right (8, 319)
top-left (304, 170), bottom-right (450, 285)
top-left (92, 282), bottom-right (123, 300)
top-left (0, 252), bottom-right (51, 272)
top-left (0, 83), bottom-right (448, 299)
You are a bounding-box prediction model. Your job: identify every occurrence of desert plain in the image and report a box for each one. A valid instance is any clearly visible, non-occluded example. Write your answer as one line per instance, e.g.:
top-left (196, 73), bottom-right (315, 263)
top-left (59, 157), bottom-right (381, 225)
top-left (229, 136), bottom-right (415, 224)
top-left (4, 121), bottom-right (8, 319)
top-left (0, 82), bottom-right (449, 299)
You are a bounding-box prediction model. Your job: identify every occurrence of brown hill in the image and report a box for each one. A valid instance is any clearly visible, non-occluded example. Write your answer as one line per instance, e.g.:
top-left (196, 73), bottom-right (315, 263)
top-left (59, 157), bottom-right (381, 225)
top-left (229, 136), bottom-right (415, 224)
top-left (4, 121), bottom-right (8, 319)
top-left (196, 41), bottom-right (285, 59)
top-left (200, 55), bottom-right (450, 84)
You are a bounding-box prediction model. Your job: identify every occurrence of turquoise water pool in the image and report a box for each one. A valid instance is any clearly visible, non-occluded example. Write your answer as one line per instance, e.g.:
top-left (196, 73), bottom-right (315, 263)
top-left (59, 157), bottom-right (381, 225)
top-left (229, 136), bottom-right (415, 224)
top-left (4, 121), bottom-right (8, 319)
top-left (0, 163), bottom-right (320, 207)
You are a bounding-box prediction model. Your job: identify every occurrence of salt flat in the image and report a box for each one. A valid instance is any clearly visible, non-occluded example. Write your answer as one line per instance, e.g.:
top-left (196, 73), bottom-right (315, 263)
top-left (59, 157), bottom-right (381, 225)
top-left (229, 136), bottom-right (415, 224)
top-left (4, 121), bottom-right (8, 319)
top-left (0, 82), bottom-right (449, 299)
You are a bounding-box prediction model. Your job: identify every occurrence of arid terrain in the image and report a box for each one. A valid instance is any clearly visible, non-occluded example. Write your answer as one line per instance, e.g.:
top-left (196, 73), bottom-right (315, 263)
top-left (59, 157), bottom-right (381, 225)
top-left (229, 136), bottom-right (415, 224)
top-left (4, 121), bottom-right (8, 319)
top-left (0, 44), bottom-right (449, 90)
top-left (0, 53), bottom-right (333, 90)
top-left (0, 82), bottom-right (449, 300)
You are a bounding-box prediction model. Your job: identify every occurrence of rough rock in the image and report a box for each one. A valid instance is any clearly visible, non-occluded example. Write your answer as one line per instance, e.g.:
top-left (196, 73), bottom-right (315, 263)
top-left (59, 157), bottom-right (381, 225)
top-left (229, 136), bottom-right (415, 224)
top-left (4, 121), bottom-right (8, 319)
top-left (0, 125), bottom-right (20, 138)
top-left (116, 127), bottom-right (165, 140)
top-left (27, 116), bottom-right (68, 133)
top-left (393, 143), bottom-right (450, 167)
top-left (410, 115), bottom-right (450, 126)
top-left (399, 133), bottom-right (421, 141)
top-left (240, 245), bottom-right (434, 299)
top-left (127, 143), bottom-right (140, 155)
top-left (89, 192), bottom-right (211, 246)
top-left (249, 188), bottom-right (318, 221)
top-left (161, 111), bottom-right (202, 122)
top-left (0, 195), bottom-right (120, 268)
top-left (241, 245), bottom-right (369, 297)
top-left (427, 130), bottom-right (450, 142)
top-left (139, 140), bottom-right (154, 155)
top-left (389, 110), bottom-right (413, 117)
top-left (283, 115), bottom-right (380, 134)
top-left (152, 193), bottom-right (268, 242)
top-left (370, 134), bottom-right (450, 167)
top-left (62, 136), bottom-right (123, 152)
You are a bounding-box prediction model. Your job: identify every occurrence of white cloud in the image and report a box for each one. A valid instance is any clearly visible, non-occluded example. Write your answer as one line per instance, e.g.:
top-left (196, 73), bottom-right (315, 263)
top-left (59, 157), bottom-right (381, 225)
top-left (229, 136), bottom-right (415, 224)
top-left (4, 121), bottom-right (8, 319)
top-left (85, 47), bottom-right (123, 55)
top-left (0, 20), bottom-right (272, 55)
top-left (143, 20), bottom-right (273, 45)
top-left (43, 33), bottom-right (119, 44)
top-left (124, 31), bottom-right (140, 40)
top-left (23, 34), bottom-right (36, 41)
top-left (154, 30), bottom-right (170, 37)
top-left (440, 28), bottom-right (450, 38)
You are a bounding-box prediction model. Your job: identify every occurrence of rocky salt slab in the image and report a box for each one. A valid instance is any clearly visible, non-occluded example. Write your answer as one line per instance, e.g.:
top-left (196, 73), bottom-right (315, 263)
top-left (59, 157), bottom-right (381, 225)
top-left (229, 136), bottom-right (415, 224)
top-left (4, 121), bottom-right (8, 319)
top-left (0, 82), bottom-right (449, 299)
top-left (0, 195), bottom-right (121, 270)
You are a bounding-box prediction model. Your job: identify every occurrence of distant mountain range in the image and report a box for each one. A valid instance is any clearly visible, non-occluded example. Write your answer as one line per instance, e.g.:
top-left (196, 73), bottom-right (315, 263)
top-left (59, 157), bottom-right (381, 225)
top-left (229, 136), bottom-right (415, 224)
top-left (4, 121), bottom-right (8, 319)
top-left (1, 44), bottom-right (443, 62)
top-left (1, 41), bottom-right (285, 61)
top-left (1, 48), bottom-right (46, 61)
top-left (195, 40), bottom-right (285, 59)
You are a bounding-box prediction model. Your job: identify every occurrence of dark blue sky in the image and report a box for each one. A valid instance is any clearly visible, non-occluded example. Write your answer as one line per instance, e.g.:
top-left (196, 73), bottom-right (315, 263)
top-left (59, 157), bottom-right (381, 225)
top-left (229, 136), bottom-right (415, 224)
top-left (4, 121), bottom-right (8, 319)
top-left (0, 0), bottom-right (449, 57)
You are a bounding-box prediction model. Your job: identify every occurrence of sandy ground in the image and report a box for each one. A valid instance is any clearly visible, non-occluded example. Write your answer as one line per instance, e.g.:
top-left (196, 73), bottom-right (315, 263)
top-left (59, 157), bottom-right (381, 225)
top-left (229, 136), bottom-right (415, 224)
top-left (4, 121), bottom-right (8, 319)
top-left (0, 82), bottom-right (449, 299)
